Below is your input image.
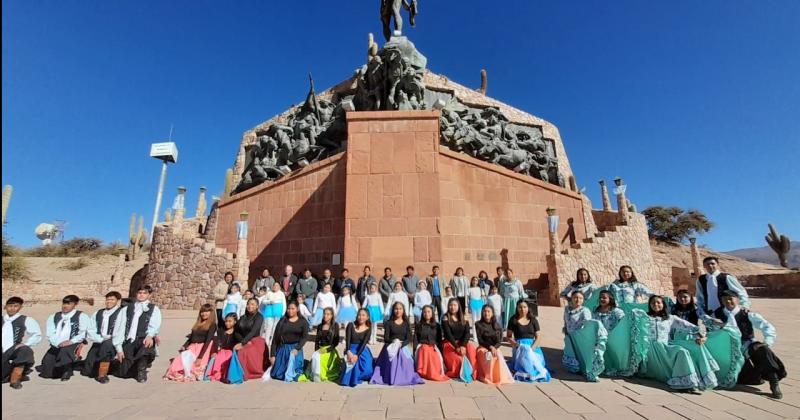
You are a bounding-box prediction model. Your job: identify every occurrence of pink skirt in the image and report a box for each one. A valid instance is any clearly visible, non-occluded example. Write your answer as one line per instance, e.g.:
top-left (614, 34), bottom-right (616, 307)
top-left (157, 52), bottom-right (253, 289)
top-left (164, 342), bottom-right (214, 382)
top-left (208, 349), bottom-right (234, 382)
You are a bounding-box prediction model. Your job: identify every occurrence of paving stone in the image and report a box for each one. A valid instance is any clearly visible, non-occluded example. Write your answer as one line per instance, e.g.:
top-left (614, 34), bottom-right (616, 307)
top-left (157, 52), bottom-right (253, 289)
top-left (339, 410), bottom-right (387, 420)
top-left (441, 396), bottom-right (482, 418)
top-left (547, 395), bottom-right (603, 414)
top-left (499, 384), bottom-right (551, 403)
top-left (480, 405), bottom-right (534, 420)
top-left (723, 406), bottom-right (786, 420)
top-left (581, 406), bottom-right (643, 420)
top-left (292, 401), bottom-right (344, 416)
top-left (576, 389), bottom-right (635, 406)
top-left (386, 402), bottom-right (443, 419)
top-left (537, 380), bottom-right (579, 396)
top-left (627, 405), bottom-right (685, 420)
top-left (380, 388), bottom-right (414, 406)
top-left (520, 399), bottom-right (569, 417)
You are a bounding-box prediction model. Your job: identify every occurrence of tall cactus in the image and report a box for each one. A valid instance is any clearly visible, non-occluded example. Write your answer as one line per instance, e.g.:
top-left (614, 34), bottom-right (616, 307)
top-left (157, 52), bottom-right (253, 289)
top-left (765, 223), bottom-right (791, 268)
top-left (223, 168), bottom-right (234, 198)
top-left (128, 213), bottom-right (137, 260)
top-left (136, 216), bottom-right (147, 250)
top-left (2, 185), bottom-right (12, 224)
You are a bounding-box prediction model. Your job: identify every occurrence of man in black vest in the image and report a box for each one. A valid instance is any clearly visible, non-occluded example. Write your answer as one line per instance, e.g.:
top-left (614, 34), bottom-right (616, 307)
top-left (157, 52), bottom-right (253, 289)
top-left (82, 291), bottom-right (127, 384)
top-left (2, 296), bottom-right (42, 389)
top-left (39, 294), bottom-right (91, 381)
top-left (714, 290), bottom-right (786, 399)
top-left (695, 256), bottom-right (749, 315)
top-left (118, 285), bottom-right (162, 383)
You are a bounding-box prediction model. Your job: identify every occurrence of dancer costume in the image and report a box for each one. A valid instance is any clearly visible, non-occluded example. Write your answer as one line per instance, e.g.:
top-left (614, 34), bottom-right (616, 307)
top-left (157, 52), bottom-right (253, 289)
top-left (605, 280), bottom-right (653, 306)
top-left (414, 320), bottom-right (448, 381)
top-left (364, 292), bottom-right (384, 343)
top-left (487, 294), bottom-right (503, 328)
top-left (260, 290), bottom-right (286, 345)
top-left (441, 318), bottom-right (477, 380)
top-left (82, 305), bottom-right (125, 379)
top-left (467, 287), bottom-right (485, 323)
top-left (695, 270), bottom-right (750, 315)
top-left (222, 291), bottom-right (243, 319)
top-left (117, 301), bottom-right (161, 381)
top-left (40, 309), bottom-right (90, 379)
top-left (507, 316), bottom-right (550, 382)
top-left (311, 291), bottom-right (337, 327)
top-left (233, 311), bottom-right (266, 381)
top-left (499, 278), bottom-right (527, 331)
top-left (2, 312), bottom-right (42, 386)
top-left (299, 322), bottom-right (341, 382)
top-left (336, 294), bottom-right (358, 325)
top-left (370, 318), bottom-right (424, 385)
top-left (713, 304), bottom-right (783, 387)
top-left (164, 324), bottom-right (215, 381)
top-left (270, 316), bottom-right (308, 381)
top-left (450, 275), bottom-right (470, 309)
top-left (340, 323), bottom-right (374, 387)
top-left (560, 282), bottom-right (599, 306)
top-left (385, 291), bottom-right (411, 319)
top-left (561, 305), bottom-right (607, 382)
top-left (593, 306), bottom-right (648, 377)
top-left (413, 289), bottom-right (432, 320)
top-left (474, 319), bottom-right (513, 384)
top-left (208, 326), bottom-right (237, 382)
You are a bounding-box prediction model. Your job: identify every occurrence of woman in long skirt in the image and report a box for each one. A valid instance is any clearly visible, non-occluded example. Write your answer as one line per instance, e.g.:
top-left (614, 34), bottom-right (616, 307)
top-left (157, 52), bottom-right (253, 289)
top-left (223, 284), bottom-right (244, 318)
top-left (507, 300), bottom-right (550, 382)
top-left (414, 305), bottom-right (449, 381)
top-left (475, 305), bottom-right (513, 384)
top-left (311, 283), bottom-right (337, 327)
top-left (561, 292), bottom-right (607, 382)
top-left (467, 277), bottom-right (485, 324)
top-left (412, 280), bottom-right (432, 320)
top-left (233, 298), bottom-right (267, 381)
top-left (300, 307), bottom-right (342, 382)
top-left (370, 302), bottom-right (424, 385)
top-left (500, 269), bottom-right (527, 331)
top-left (560, 268), bottom-right (599, 307)
top-left (605, 266), bottom-right (653, 305)
top-left (340, 309), bottom-right (375, 387)
top-left (441, 298), bottom-right (477, 381)
top-left (592, 290), bottom-right (648, 377)
top-left (270, 301), bottom-right (309, 382)
top-left (208, 313), bottom-right (238, 382)
top-left (364, 283), bottom-right (384, 344)
top-left (261, 282), bottom-right (286, 345)
top-left (639, 296), bottom-right (718, 393)
top-left (164, 304), bottom-right (216, 381)
top-left (336, 286), bottom-right (359, 328)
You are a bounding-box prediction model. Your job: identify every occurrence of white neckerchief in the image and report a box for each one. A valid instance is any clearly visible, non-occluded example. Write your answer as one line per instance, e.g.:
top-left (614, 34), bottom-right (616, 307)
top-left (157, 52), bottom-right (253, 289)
top-left (55, 309), bottom-right (77, 344)
top-left (225, 292), bottom-right (242, 304)
top-left (126, 301), bottom-right (150, 341)
top-left (2, 313), bottom-right (21, 352)
top-left (723, 305), bottom-right (741, 329)
top-left (100, 305), bottom-right (120, 339)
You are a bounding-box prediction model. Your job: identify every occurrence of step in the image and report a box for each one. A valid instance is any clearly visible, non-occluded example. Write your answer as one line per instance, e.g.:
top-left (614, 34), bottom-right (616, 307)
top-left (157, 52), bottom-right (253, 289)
top-left (582, 238), bottom-right (594, 244)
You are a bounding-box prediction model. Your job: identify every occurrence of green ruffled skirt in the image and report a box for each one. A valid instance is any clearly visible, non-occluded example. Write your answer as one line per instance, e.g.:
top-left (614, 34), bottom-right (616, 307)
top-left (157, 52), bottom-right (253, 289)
top-left (562, 319), bottom-right (607, 381)
top-left (603, 307), bottom-right (650, 377)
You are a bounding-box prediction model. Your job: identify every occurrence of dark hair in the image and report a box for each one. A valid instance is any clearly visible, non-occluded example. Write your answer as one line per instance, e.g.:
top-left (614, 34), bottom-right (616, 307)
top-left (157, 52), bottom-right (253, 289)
top-left (259, 286), bottom-right (268, 292)
top-left (406, 265), bottom-right (414, 271)
top-left (647, 295), bottom-right (669, 320)
top-left (303, 267), bottom-right (312, 275)
top-left (595, 290), bottom-right (617, 311)
top-left (192, 304), bottom-right (216, 331)
top-left (62, 295), bottom-right (80, 304)
top-left (444, 298), bottom-right (467, 325)
top-left (674, 289), bottom-right (696, 310)
top-left (137, 285), bottom-right (153, 293)
top-left (572, 268), bottom-right (592, 287)
top-left (384, 267), bottom-right (391, 272)
top-left (354, 308), bottom-right (372, 329)
top-left (224, 271), bottom-right (234, 279)
top-left (245, 298), bottom-right (259, 314)
top-left (319, 307), bottom-right (336, 329)
top-left (390, 301), bottom-right (409, 324)
top-left (363, 265), bottom-right (371, 271)
top-left (455, 267), bottom-right (464, 275)
top-left (5, 296), bottom-right (24, 306)
top-left (224, 313), bottom-right (238, 323)
top-left (513, 300), bottom-right (535, 322)
top-left (703, 256), bottom-right (718, 264)
top-left (478, 270), bottom-right (489, 279)
top-left (105, 291), bottom-right (122, 300)
top-left (617, 265), bottom-right (638, 283)
top-left (432, 265), bottom-right (439, 270)
top-left (419, 305), bottom-right (436, 325)
top-left (478, 304), bottom-right (497, 326)
top-left (342, 268), bottom-right (349, 274)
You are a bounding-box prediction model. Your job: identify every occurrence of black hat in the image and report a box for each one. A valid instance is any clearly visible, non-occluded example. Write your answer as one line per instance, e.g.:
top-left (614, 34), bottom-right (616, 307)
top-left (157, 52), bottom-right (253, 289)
top-left (720, 290), bottom-right (739, 298)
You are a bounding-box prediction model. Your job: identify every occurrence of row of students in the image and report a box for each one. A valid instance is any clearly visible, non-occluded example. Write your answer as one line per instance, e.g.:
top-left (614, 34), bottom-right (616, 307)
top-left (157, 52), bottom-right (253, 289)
top-left (1, 286), bottom-right (162, 389)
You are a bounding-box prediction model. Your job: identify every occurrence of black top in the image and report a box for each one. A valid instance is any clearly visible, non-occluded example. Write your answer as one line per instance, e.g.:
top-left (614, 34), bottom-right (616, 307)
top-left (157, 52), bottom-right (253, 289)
top-left (345, 323), bottom-right (370, 356)
top-left (384, 319), bottom-right (412, 347)
top-left (507, 317), bottom-right (540, 339)
top-left (475, 320), bottom-right (503, 349)
top-left (315, 323), bottom-right (340, 350)
top-left (216, 327), bottom-right (238, 350)
top-left (671, 304), bottom-right (700, 325)
top-left (415, 322), bottom-right (442, 347)
top-left (442, 319), bottom-right (470, 347)
top-left (183, 326), bottom-right (215, 359)
top-left (234, 312), bottom-right (264, 345)
top-left (272, 317), bottom-right (309, 351)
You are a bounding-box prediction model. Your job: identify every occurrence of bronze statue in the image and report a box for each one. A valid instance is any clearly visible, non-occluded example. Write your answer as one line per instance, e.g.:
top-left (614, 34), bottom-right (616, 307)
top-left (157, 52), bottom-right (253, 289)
top-left (381, 0), bottom-right (418, 41)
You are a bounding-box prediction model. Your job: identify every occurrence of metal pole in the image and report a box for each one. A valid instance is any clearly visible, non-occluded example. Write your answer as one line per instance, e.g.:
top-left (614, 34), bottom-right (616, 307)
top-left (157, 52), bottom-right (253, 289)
top-left (150, 160), bottom-right (168, 242)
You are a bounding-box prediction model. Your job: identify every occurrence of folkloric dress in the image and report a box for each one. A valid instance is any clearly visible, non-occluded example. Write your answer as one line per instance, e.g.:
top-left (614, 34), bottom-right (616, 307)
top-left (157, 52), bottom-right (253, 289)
top-left (561, 306), bottom-right (607, 382)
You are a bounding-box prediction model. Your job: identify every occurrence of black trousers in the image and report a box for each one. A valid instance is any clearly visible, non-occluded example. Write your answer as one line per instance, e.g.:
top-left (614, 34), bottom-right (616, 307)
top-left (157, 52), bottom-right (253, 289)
top-left (2, 345), bottom-right (35, 382)
top-left (38, 343), bottom-right (80, 379)
top-left (431, 296), bottom-right (442, 319)
top-left (117, 338), bottom-right (156, 378)
top-left (217, 308), bottom-right (224, 326)
top-left (738, 341), bottom-right (787, 385)
top-left (81, 340), bottom-right (117, 377)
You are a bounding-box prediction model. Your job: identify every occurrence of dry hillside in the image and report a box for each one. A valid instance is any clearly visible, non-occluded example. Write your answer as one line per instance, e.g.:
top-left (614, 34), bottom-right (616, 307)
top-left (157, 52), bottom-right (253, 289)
top-left (650, 240), bottom-right (791, 277)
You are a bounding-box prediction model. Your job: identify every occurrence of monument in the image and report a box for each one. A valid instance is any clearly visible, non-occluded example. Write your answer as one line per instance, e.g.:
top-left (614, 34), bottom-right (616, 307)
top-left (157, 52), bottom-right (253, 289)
top-left (144, 6), bottom-right (677, 309)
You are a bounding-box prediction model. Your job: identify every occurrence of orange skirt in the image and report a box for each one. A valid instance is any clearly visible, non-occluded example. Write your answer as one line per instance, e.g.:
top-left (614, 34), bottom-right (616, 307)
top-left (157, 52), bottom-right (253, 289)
top-left (415, 344), bottom-right (449, 381)
top-left (476, 347), bottom-right (514, 384)
top-left (164, 342), bottom-right (214, 382)
top-left (442, 341), bottom-right (477, 380)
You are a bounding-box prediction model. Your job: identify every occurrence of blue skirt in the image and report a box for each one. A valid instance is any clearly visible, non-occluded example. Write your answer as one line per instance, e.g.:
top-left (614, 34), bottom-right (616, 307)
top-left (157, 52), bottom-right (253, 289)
top-left (311, 308), bottom-right (325, 327)
top-left (270, 343), bottom-right (305, 382)
top-left (469, 298), bottom-right (484, 315)
top-left (510, 338), bottom-right (551, 382)
top-left (223, 303), bottom-right (238, 318)
top-left (336, 306), bottom-right (357, 324)
top-left (340, 343), bottom-right (374, 387)
top-left (259, 304), bottom-right (269, 319)
top-left (266, 303), bottom-right (284, 319)
top-left (367, 305), bottom-right (383, 323)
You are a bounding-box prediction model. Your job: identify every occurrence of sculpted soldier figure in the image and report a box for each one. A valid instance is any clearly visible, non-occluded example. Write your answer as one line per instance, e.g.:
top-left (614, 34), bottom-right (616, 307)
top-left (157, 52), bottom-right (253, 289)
top-left (381, 0), bottom-right (419, 41)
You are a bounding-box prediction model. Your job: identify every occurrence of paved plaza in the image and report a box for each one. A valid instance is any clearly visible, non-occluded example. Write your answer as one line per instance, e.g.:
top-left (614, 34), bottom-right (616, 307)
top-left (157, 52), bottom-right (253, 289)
top-left (3, 297), bottom-right (799, 420)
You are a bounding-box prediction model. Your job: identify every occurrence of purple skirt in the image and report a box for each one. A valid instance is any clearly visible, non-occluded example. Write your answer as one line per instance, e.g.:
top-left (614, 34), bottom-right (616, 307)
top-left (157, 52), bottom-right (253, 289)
top-left (369, 344), bottom-right (424, 386)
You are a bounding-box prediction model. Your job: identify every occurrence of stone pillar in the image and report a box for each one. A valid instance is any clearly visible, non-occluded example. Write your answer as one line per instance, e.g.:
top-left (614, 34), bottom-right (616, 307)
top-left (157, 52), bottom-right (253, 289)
top-left (599, 180), bottom-right (612, 211)
top-left (613, 177), bottom-right (629, 225)
top-left (235, 211), bottom-right (250, 283)
top-left (164, 210), bottom-right (172, 223)
top-left (195, 186), bottom-right (207, 219)
top-left (173, 186), bottom-right (187, 224)
top-left (689, 237), bottom-right (702, 278)
top-left (112, 253), bottom-right (126, 284)
top-left (546, 207), bottom-right (560, 255)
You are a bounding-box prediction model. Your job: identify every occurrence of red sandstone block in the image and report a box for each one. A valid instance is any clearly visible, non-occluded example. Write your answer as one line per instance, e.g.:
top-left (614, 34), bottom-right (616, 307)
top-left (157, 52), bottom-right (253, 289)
top-left (372, 237), bottom-right (413, 260)
top-left (349, 121), bottom-right (369, 133)
top-left (414, 131), bottom-right (437, 152)
top-left (349, 150), bottom-right (371, 175)
top-left (378, 218), bottom-right (407, 237)
top-left (428, 237), bottom-right (442, 262)
top-left (413, 237), bottom-right (429, 262)
top-left (413, 118), bottom-right (440, 133)
top-left (358, 237), bottom-right (372, 263)
top-left (383, 196), bottom-right (403, 217)
top-left (407, 217), bottom-right (439, 236)
top-left (370, 136), bottom-right (394, 174)
top-left (366, 177), bottom-right (383, 218)
top-left (383, 174), bottom-right (403, 196)
top-left (349, 133), bottom-right (371, 152)
top-left (418, 177), bottom-right (440, 217)
top-left (401, 174), bottom-right (420, 217)
top-left (349, 219), bottom-right (378, 237)
top-left (392, 135), bottom-right (416, 174)
top-left (496, 220), bottom-right (511, 237)
top-left (344, 238), bottom-right (359, 263)
top-left (415, 151), bottom-right (436, 173)
top-left (346, 174), bottom-right (368, 219)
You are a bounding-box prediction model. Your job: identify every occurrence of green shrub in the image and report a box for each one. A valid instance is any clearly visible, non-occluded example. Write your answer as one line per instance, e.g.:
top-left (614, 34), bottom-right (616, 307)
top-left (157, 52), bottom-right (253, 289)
top-left (2, 256), bottom-right (29, 280)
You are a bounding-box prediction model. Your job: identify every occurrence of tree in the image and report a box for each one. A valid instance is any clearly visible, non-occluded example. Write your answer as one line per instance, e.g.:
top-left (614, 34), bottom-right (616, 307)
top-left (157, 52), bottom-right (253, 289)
top-left (642, 206), bottom-right (714, 243)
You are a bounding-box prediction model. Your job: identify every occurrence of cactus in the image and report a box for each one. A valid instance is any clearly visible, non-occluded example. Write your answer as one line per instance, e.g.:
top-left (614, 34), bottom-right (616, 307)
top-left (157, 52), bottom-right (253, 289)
top-left (127, 213), bottom-right (148, 260)
top-left (477, 69), bottom-right (488, 95)
top-left (223, 168), bottom-right (234, 198)
top-left (765, 223), bottom-right (791, 268)
top-left (136, 216), bottom-right (147, 249)
top-left (1, 185), bottom-right (12, 224)
top-left (367, 33), bottom-right (378, 60)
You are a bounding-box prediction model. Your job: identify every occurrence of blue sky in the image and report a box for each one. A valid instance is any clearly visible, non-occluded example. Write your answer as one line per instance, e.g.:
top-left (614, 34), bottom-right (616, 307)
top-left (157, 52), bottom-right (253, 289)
top-left (3, 1), bottom-right (798, 250)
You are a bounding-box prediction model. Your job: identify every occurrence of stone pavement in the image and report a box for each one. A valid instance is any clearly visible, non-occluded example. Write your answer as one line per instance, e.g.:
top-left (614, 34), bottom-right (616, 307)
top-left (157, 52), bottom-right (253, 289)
top-left (3, 298), bottom-right (799, 420)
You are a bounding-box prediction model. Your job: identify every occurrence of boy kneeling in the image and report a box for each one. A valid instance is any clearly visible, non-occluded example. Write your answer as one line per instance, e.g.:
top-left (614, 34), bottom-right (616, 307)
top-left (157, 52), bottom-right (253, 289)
top-left (82, 291), bottom-right (126, 384)
top-left (2, 297), bottom-right (42, 389)
top-left (117, 286), bottom-right (162, 383)
top-left (39, 295), bottom-right (90, 381)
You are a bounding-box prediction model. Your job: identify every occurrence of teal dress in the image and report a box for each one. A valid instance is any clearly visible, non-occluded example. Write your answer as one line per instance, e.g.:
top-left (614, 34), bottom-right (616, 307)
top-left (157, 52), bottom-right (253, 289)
top-left (500, 278), bottom-right (526, 329)
top-left (561, 306), bottom-right (607, 382)
top-left (593, 307), bottom-right (649, 377)
top-left (560, 283), bottom-right (599, 303)
top-left (640, 315), bottom-right (719, 390)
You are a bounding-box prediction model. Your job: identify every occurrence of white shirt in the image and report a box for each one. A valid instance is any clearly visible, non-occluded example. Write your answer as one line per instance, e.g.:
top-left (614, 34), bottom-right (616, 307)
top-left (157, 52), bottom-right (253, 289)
top-left (313, 292), bottom-right (337, 315)
top-left (468, 287), bottom-right (484, 300)
top-left (722, 306), bottom-right (741, 330)
top-left (414, 290), bottom-right (432, 308)
top-left (705, 271), bottom-right (722, 311)
top-left (3, 313), bottom-right (43, 352)
top-left (386, 292), bottom-right (410, 317)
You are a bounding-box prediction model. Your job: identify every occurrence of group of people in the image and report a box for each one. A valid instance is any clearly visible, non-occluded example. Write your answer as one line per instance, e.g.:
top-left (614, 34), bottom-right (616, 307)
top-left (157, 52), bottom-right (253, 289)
top-left (558, 258), bottom-right (786, 398)
top-left (1, 257), bottom-right (786, 400)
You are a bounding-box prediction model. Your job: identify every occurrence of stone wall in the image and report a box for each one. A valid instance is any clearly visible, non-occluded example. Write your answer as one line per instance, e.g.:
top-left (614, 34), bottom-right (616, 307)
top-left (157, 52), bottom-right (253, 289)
top-left (143, 223), bottom-right (236, 310)
top-left (740, 272), bottom-right (800, 298)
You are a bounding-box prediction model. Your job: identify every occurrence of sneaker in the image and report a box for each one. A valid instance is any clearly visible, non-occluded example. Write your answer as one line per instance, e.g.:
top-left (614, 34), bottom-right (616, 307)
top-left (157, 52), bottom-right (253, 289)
top-left (96, 376), bottom-right (110, 384)
top-left (9, 382), bottom-right (22, 390)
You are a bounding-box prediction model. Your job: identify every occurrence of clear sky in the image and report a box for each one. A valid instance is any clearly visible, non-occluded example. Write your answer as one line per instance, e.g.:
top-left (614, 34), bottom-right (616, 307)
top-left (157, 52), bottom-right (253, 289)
top-left (3, 1), bottom-right (798, 250)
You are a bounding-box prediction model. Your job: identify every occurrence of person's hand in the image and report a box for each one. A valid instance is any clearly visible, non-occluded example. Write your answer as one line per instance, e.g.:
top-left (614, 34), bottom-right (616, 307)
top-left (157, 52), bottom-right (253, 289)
top-left (234, 343), bottom-right (243, 351)
top-left (194, 360), bottom-right (202, 367)
top-left (58, 340), bottom-right (72, 348)
top-left (459, 346), bottom-right (467, 356)
top-left (154, 336), bottom-right (161, 346)
top-left (290, 349), bottom-right (298, 356)
top-left (509, 338), bottom-right (518, 348)
top-left (143, 337), bottom-right (154, 348)
top-left (269, 356), bottom-right (276, 365)
top-left (116, 351), bottom-right (125, 362)
top-left (179, 346), bottom-right (187, 352)
top-left (696, 336), bottom-right (707, 345)
top-left (491, 347), bottom-right (499, 358)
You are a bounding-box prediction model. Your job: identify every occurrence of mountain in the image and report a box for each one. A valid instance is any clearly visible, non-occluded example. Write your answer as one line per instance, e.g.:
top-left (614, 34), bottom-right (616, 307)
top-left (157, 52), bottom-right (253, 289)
top-left (724, 241), bottom-right (800, 268)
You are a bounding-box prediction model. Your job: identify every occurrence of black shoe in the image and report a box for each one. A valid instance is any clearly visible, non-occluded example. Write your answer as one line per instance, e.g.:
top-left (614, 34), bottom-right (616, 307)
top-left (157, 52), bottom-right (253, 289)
top-left (10, 382), bottom-right (22, 390)
top-left (60, 371), bottom-right (72, 382)
top-left (96, 376), bottom-right (110, 384)
top-left (136, 364), bottom-right (148, 383)
top-left (770, 381), bottom-right (783, 399)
